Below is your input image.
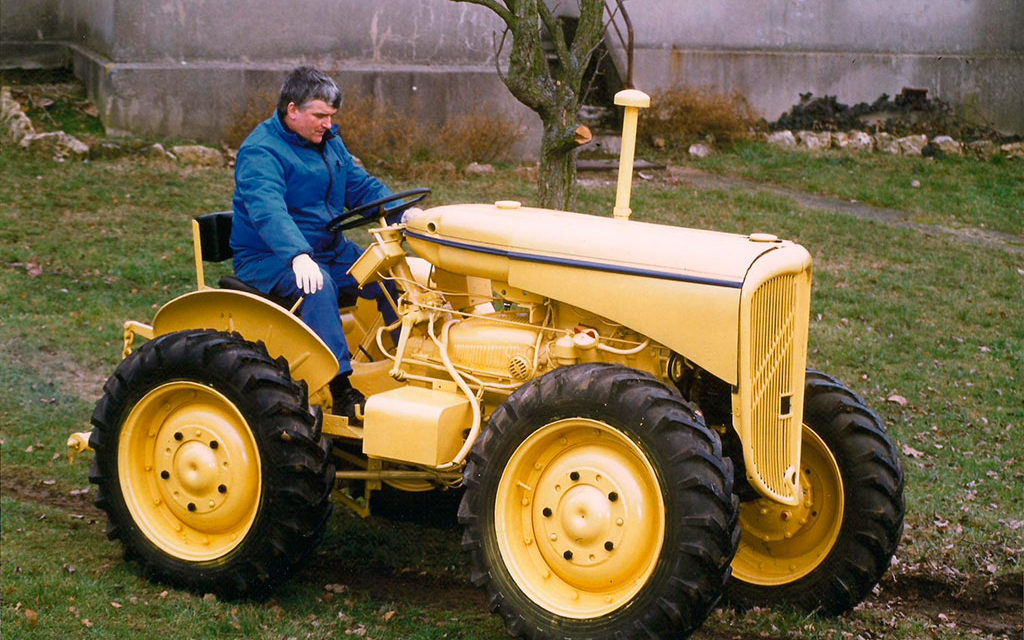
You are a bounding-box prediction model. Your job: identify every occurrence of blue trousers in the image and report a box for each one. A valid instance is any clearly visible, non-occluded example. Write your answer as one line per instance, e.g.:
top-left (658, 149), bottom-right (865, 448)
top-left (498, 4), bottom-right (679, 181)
top-left (270, 260), bottom-right (397, 376)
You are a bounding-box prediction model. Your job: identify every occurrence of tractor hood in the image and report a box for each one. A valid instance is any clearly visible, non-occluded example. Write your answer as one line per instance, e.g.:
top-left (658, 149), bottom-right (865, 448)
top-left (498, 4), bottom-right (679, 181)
top-left (404, 203), bottom-right (811, 383)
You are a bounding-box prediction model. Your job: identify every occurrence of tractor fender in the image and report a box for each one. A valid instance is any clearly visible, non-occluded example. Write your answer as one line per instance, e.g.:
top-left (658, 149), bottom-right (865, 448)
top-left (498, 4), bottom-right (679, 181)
top-left (152, 289), bottom-right (338, 392)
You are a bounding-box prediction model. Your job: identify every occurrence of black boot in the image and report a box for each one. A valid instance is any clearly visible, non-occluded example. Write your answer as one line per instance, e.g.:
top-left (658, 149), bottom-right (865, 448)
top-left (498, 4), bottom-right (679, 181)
top-left (328, 374), bottom-right (365, 424)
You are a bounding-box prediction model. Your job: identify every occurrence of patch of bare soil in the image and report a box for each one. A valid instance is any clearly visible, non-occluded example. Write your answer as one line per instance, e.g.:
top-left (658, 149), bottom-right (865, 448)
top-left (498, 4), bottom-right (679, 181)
top-left (6, 466), bottom-right (1020, 636)
top-left (0, 464), bottom-right (103, 522)
top-left (300, 560), bottom-right (485, 612)
top-left (878, 572), bottom-right (1023, 638)
top-left (2, 338), bottom-right (109, 403)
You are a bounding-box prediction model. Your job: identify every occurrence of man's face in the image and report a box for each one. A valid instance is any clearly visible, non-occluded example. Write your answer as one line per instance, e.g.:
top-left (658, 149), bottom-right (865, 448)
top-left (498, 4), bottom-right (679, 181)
top-left (286, 99), bottom-right (337, 144)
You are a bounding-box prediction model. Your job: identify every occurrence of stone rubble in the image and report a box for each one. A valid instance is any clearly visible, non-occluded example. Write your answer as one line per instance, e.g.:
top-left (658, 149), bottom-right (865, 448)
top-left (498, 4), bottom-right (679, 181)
top-left (798, 130), bottom-right (832, 151)
top-left (897, 134), bottom-right (928, 156)
top-left (687, 143), bottom-right (713, 158)
top-left (766, 130), bottom-right (797, 148)
top-left (1, 87), bottom-right (35, 143)
top-left (762, 126), bottom-right (1019, 160)
top-left (932, 135), bottom-right (963, 156)
top-left (463, 161), bottom-right (496, 176)
top-left (873, 132), bottom-right (901, 155)
top-left (1001, 142), bottom-right (1024, 160)
top-left (18, 131), bottom-right (90, 160)
top-left (170, 144), bottom-right (224, 167)
top-left (966, 140), bottom-right (1000, 159)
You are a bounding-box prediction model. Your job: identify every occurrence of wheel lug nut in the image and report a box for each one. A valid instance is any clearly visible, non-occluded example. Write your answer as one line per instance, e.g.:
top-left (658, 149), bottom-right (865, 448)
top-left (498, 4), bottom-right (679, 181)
top-left (187, 502), bottom-right (196, 512)
top-left (604, 541), bottom-right (614, 551)
top-left (569, 471), bottom-right (580, 481)
top-left (608, 491), bottom-right (618, 502)
top-left (209, 440), bottom-right (219, 449)
top-left (563, 550), bottom-right (573, 560)
top-left (218, 484), bottom-right (227, 494)
top-left (173, 432), bottom-right (183, 441)
top-left (542, 507), bottom-right (552, 518)
top-left (160, 470), bottom-right (170, 480)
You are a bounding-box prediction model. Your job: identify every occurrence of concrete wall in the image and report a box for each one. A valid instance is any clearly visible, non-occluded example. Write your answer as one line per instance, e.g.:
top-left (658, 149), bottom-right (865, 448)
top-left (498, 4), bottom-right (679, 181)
top-left (2, 0), bottom-right (542, 149)
top-left (617, 0), bottom-right (1023, 134)
top-left (3, 0), bottom-right (1022, 140)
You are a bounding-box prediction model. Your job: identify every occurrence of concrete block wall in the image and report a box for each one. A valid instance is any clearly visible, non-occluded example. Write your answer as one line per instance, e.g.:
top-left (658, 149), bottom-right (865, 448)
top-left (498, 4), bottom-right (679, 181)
top-left (2, 0), bottom-right (543, 150)
top-left (616, 0), bottom-right (1024, 135)
top-left (3, 0), bottom-right (1022, 142)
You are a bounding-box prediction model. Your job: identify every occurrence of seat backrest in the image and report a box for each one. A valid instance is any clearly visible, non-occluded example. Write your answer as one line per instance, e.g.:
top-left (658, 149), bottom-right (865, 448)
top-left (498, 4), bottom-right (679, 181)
top-left (194, 211), bottom-right (234, 262)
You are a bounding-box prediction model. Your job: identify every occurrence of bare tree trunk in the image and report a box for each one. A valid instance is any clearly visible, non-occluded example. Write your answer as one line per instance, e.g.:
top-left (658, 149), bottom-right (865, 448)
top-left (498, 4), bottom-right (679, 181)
top-left (453, 0), bottom-right (606, 210)
top-left (539, 114), bottom-right (580, 210)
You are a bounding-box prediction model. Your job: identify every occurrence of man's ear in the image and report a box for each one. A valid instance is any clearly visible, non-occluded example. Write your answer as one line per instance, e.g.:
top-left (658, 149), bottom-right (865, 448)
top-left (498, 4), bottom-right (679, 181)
top-left (285, 102), bottom-right (299, 119)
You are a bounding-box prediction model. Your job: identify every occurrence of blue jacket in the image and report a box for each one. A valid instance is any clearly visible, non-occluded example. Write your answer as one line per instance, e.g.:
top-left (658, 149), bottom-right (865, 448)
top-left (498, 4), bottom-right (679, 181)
top-left (230, 113), bottom-right (391, 291)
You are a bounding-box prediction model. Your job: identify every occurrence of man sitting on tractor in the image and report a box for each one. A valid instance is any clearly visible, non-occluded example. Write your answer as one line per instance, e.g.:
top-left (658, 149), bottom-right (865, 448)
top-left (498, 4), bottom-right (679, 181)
top-left (230, 66), bottom-right (397, 421)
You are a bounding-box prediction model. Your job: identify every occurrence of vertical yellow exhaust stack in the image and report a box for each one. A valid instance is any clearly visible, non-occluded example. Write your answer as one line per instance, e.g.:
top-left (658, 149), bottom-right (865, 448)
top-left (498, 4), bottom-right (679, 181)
top-left (612, 89), bottom-right (651, 220)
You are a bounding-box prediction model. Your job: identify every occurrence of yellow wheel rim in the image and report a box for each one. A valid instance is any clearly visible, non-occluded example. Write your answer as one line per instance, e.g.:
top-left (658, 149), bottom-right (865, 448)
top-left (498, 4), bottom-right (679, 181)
top-left (732, 426), bottom-right (843, 585)
top-left (495, 418), bottom-right (665, 618)
top-left (118, 382), bottom-right (261, 562)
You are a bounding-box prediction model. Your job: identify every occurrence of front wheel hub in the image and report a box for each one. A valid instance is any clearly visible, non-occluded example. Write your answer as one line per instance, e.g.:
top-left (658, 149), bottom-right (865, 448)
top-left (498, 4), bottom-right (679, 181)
top-left (495, 418), bottom-right (665, 618)
top-left (733, 425), bottom-right (844, 585)
top-left (119, 382), bottom-right (262, 562)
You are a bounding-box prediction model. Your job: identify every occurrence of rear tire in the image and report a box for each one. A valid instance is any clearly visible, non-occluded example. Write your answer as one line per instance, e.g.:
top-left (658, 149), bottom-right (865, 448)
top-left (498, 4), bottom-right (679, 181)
top-left (460, 363), bottom-right (739, 639)
top-left (726, 370), bottom-right (905, 614)
top-left (89, 329), bottom-right (334, 598)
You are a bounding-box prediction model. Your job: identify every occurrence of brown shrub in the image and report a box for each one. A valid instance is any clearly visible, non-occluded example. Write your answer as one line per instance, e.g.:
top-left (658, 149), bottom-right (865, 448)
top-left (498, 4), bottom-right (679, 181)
top-left (335, 95), bottom-right (524, 178)
top-left (225, 87), bottom-right (278, 148)
top-left (639, 87), bottom-right (756, 147)
top-left (227, 90), bottom-right (524, 178)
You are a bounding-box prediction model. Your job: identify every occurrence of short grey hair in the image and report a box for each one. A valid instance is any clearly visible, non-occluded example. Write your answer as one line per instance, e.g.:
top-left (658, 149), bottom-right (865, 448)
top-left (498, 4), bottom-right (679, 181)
top-left (276, 66), bottom-right (342, 117)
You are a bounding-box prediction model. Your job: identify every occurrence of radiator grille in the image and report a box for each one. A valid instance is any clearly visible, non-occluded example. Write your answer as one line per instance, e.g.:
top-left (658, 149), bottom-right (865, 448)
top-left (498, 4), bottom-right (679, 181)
top-left (747, 274), bottom-right (800, 501)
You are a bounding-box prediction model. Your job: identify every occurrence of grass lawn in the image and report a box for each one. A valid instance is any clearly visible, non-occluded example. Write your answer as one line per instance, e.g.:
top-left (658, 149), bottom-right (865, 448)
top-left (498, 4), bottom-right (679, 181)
top-left (1, 112), bottom-right (1021, 639)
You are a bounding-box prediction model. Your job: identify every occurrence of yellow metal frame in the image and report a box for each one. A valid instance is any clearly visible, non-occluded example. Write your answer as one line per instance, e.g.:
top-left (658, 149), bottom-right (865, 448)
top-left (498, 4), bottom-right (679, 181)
top-left (152, 289), bottom-right (338, 393)
top-left (191, 218), bottom-right (208, 290)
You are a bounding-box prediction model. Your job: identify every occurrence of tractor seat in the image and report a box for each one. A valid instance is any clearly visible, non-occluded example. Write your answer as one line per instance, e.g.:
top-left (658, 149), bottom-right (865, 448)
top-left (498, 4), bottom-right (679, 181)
top-left (194, 211), bottom-right (357, 309)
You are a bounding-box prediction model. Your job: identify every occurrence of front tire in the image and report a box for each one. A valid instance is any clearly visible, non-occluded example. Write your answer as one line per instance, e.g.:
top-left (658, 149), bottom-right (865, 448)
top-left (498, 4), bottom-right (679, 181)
top-left (89, 330), bottom-right (334, 597)
top-left (726, 370), bottom-right (905, 614)
top-left (460, 364), bottom-right (739, 639)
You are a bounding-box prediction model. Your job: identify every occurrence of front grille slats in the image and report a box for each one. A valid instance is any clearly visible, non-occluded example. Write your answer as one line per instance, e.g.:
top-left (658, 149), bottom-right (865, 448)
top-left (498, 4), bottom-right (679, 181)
top-left (747, 274), bottom-right (800, 501)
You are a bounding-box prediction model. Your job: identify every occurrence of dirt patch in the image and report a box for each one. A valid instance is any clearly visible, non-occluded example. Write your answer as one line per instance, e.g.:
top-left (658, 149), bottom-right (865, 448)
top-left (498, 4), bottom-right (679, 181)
top-left (2, 338), bottom-right (109, 403)
top-left (7, 466), bottom-right (1020, 636)
top-left (879, 572), bottom-right (1023, 637)
top-left (299, 560), bottom-right (485, 612)
top-left (0, 464), bottom-right (103, 522)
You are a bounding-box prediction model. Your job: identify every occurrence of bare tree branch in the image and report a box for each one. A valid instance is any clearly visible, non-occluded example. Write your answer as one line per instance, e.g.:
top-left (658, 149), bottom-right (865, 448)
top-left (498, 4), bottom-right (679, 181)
top-left (451, 0), bottom-right (611, 208)
top-left (569, 0), bottom-right (605, 71)
top-left (536, 1), bottom-right (570, 66)
top-left (455, 0), bottom-right (514, 27)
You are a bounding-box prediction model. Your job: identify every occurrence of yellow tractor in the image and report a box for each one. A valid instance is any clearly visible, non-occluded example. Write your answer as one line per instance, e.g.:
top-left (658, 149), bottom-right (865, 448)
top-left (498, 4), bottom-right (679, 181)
top-left (69, 90), bottom-right (904, 639)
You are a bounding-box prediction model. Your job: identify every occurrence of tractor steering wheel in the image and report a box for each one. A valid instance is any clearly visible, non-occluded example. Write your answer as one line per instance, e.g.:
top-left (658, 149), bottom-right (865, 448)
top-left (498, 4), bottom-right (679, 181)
top-left (326, 188), bottom-right (431, 232)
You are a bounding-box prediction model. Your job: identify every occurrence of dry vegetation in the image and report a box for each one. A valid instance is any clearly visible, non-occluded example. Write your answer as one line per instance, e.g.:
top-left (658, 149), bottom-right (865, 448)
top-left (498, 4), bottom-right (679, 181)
top-left (639, 86), bottom-right (757, 147)
top-left (227, 90), bottom-right (524, 178)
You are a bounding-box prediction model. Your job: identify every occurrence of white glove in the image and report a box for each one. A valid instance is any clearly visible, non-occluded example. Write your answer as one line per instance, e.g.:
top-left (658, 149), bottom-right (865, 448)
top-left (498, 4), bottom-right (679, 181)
top-left (291, 253), bottom-right (323, 295)
top-left (400, 207), bottom-right (424, 225)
